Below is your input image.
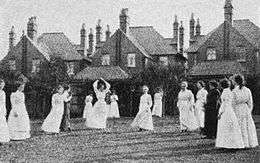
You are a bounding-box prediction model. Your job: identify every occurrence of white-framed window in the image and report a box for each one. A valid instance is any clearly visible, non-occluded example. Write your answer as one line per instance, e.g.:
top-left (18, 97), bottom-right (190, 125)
top-left (32, 59), bottom-right (40, 73)
top-left (9, 60), bottom-right (16, 70)
top-left (67, 62), bottom-right (75, 76)
top-left (127, 53), bottom-right (136, 67)
top-left (206, 48), bottom-right (216, 60)
top-left (101, 54), bottom-right (110, 66)
top-left (236, 46), bottom-right (246, 62)
top-left (159, 56), bottom-right (168, 66)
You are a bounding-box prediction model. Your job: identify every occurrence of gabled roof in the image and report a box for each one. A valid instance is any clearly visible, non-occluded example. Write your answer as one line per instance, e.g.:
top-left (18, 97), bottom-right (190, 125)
top-left (188, 61), bottom-right (247, 76)
top-left (233, 19), bottom-right (260, 49)
top-left (186, 24), bottom-right (222, 53)
top-left (186, 19), bottom-right (260, 53)
top-left (74, 66), bottom-right (129, 81)
top-left (37, 32), bottom-right (83, 61)
top-left (129, 26), bottom-right (177, 55)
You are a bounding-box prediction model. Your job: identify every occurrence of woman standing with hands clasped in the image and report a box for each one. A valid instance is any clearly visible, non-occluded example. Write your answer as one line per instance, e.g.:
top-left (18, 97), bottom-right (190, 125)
top-left (232, 74), bottom-right (258, 148)
top-left (216, 79), bottom-right (244, 149)
top-left (131, 85), bottom-right (153, 131)
top-left (152, 87), bottom-right (163, 118)
top-left (8, 81), bottom-right (30, 140)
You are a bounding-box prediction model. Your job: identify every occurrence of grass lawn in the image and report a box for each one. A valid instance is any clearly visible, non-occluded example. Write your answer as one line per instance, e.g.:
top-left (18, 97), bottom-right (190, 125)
top-left (0, 116), bottom-right (259, 162)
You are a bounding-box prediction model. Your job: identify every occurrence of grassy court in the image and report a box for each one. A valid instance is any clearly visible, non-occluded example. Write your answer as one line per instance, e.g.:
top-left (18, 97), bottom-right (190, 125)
top-left (0, 117), bottom-right (259, 162)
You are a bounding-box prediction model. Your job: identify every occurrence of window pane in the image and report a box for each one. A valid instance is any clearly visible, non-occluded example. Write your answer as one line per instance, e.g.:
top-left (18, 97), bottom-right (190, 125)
top-left (102, 55), bottom-right (110, 66)
top-left (32, 59), bottom-right (40, 73)
top-left (67, 62), bottom-right (74, 75)
top-left (127, 53), bottom-right (136, 67)
top-left (159, 57), bottom-right (168, 66)
top-left (206, 48), bottom-right (216, 60)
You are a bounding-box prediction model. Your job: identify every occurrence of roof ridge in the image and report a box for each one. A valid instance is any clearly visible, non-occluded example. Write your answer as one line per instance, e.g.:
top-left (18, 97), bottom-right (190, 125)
top-left (41, 32), bottom-right (64, 35)
top-left (130, 26), bottom-right (153, 28)
top-left (234, 19), bottom-right (250, 21)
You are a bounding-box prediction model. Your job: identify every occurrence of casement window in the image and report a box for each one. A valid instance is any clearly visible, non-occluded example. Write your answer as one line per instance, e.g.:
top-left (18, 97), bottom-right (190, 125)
top-left (9, 60), bottom-right (16, 70)
top-left (159, 56), bottom-right (168, 66)
top-left (206, 48), bottom-right (216, 60)
top-left (101, 55), bottom-right (110, 66)
top-left (32, 59), bottom-right (40, 73)
top-left (67, 62), bottom-right (75, 76)
top-left (127, 53), bottom-right (136, 67)
top-left (236, 46), bottom-right (246, 62)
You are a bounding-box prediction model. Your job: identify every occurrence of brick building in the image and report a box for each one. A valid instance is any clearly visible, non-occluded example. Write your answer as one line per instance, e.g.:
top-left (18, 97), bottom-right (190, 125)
top-left (0, 17), bottom-right (91, 79)
top-left (75, 8), bottom-right (186, 81)
top-left (186, 0), bottom-right (260, 79)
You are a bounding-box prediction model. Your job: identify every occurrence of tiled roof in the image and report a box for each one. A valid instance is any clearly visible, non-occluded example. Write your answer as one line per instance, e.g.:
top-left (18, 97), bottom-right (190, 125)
top-left (74, 66), bottom-right (129, 81)
top-left (186, 19), bottom-right (260, 53)
top-left (188, 61), bottom-right (247, 76)
top-left (73, 44), bottom-right (84, 51)
top-left (185, 24), bottom-right (222, 53)
top-left (164, 38), bottom-right (173, 46)
top-left (37, 32), bottom-right (82, 61)
top-left (129, 26), bottom-right (177, 55)
top-left (233, 19), bottom-right (260, 49)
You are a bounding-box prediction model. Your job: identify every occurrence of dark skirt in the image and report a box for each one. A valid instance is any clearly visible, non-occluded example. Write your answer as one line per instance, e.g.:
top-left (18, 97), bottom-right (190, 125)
top-left (60, 102), bottom-right (71, 131)
top-left (204, 107), bottom-right (218, 138)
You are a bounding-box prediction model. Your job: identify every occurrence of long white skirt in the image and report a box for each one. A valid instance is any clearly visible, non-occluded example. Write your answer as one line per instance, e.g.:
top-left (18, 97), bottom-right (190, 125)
top-left (8, 107), bottom-right (30, 140)
top-left (152, 101), bottom-right (162, 117)
top-left (42, 106), bottom-right (64, 133)
top-left (216, 105), bottom-right (244, 149)
top-left (88, 100), bottom-right (107, 129)
top-left (131, 108), bottom-right (153, 130)
top-left (108, 102), bottom-right (120, 118)
top-left (179, 102), bottom-right (199, 131)
top-left (234, 103), bottom-right (258, 148)
top-left (194, 101), bottom-right (205, 128)
top-left (84, 103), bottom-right (95, 127)
top-left (0, 114), bottom-right (10, 142)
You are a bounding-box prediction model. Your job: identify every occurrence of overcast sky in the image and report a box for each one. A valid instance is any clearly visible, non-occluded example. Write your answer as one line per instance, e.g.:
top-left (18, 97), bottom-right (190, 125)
top-left (0, 0), bottom-right (259, 59)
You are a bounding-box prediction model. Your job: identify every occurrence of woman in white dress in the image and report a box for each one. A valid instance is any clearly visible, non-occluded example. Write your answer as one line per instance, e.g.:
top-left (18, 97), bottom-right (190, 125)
top-left (89, 78), bottom-right (111, 129)
top-left (232, 74), bottom-right (258, 148)
top-left (0, 79), bottom-right (10, 143)
top-left (216, 79), bottom-right (244, 149)
top-left (42, 85), bottom-right (72, 133)
top-left (194, 81), bottom-right (208, 133)
top-left (152, 87), bottom-right (163, 117)
top-left (131, 85), bottom-right (153, 131)
top-left (108, 90), bottom-right (120, 118)
top-left (84, 93), bottom-right (94, 127)
top-left (177, 81), bottom-right (199, 132)
top-left (8, 82), bottom-right (30, 140)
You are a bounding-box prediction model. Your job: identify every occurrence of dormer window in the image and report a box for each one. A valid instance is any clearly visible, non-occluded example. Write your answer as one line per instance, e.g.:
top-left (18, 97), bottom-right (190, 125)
top-left (127, 53), bottom-right (136, 67)
top-left (9, 60), bottom-right (16, 70)
top-left (236, 46), bottom-right (246, 62)
top-left (159, 56), bottom-right (168, 66)
top-left (206, 48), bottom-right (216, 60)
top-left (32, 59), bottom-right (40, 73)
top-left (101, 54), bottom-right (110, 66)
top-left (67, 62), bottom-right (74, 76)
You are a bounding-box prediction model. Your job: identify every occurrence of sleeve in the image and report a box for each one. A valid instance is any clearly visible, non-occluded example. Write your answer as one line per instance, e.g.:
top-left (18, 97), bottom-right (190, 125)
top-left (51, 94), bottom-right (56, 107)
top-left (189, 91), bottom-right (195, 106)
top-left (64, 93), bottom-right (72, 102)
top-left (115, 95), bottom-right (119, 101)
top-left (93, 80), bottom-right (99, 94)
top-left (202, 90), bottom-right (208, 104)
top-left (104, 80), bottom-right (111, 93)
top-left (247, 89), bottom-right (253, 112)
top-left (148, 95), bottom-right (153, 108)
top-left (2, 92), bottom-right (6, 116)
top-left (176, 92), bottom-right (180, 108)
top-left (85, 96), bottom-right (89, 103)
top-left (218, 94), bottom-right (225, 114)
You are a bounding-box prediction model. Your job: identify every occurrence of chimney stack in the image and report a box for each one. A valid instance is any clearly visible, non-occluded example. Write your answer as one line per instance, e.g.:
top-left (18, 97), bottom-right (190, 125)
top-left (195, 18), bottom-right (201, 36)
top-left (80, 23), bottom-right (86, 48)
top-left (119, 8), bottom-right (129, 35)
top-left (189, 13), bottom-right (195, 46)
top-left (88, 28), bottom-right (94, 55)
top-left (172, 15), bottom-right (179, 52)
top-left (27, 16), bottom-right (37, 40)
top-left (224, 0), bottom-right (233, 25)
top-left (179, 21), bottom-right (184, 55)
top-left (95, 19), bottom-right (102, 50)
top-left (9, 26), bottom-right (15, 51)
top-left (105, 25), bottom-right (111, 41)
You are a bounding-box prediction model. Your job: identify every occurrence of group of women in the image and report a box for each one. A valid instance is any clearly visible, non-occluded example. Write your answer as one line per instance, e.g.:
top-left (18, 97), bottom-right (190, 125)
top-left (0, 74), bottom-right (258, 151)
top-left (177, 74), bottom-right (258, 149)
